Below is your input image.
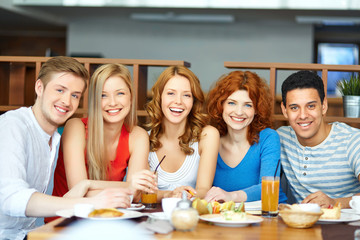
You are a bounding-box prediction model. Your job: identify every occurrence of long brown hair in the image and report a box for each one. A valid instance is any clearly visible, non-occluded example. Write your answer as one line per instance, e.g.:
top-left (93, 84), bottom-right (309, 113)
top-left (146, 65), bottom-right (208, 155)
top-left (206, 71), bottom-right (272, 144)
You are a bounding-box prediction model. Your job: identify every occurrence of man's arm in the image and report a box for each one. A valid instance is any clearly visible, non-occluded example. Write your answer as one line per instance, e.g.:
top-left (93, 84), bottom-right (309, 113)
top-left (302, 190), bottom-right (360, 208)
top-left (25, 180), bottom-right (132, 217)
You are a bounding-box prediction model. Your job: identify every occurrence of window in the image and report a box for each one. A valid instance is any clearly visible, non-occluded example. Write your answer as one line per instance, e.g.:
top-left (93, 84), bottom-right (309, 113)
top-left (317, 43), bottom-right (359, 95)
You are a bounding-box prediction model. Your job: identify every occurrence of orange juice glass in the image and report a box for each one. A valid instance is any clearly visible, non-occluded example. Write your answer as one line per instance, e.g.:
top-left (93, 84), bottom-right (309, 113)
top-left (141, 173), bottom-right (158, 209)
top-left (261, 176), bottom-right (279, 217)
top-left (141, 192), bottom-right (157, 209)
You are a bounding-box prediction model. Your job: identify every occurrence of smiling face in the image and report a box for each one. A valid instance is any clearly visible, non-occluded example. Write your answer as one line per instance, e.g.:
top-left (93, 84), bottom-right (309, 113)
top-left (222, 90), bottom-right (255, 133)
top-left (281, 88), bottom-right (329, 146)
top-left (35, 72), bottom-right (85, 135)
top-left (161, 75), bottom-right (193, 126)
top-left (101, 76), bottom-right (131, 124)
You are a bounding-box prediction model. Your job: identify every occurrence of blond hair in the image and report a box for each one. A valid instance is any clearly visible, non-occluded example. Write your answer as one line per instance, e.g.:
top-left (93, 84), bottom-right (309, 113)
top-left (37, 56), bottom-right (89, 91)
top-left (87, 63), bottom-right (136, 180)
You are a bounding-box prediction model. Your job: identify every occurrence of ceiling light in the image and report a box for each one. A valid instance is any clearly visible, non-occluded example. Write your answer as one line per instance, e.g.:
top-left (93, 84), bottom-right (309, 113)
top-left (296, 16), bottom-right (360, 26)
top-left (130, 12), bottom-right (234, 23)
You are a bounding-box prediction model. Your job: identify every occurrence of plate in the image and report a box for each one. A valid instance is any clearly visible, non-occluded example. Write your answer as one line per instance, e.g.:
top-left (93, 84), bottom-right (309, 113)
top-left (341, 209), bottom-right (360, 215)
top-left (127, 203), bottom-right (145, 211)
top-left (246, 210), bottom-right (262, 215)
top-left (56, 209), bottom-right (143, 220)
top-left (317, 212), bottom-right (360, 223)
top-left (244, 201), bottom-right (262, 211)
top-left (199, 214), bottom-right (263, 227)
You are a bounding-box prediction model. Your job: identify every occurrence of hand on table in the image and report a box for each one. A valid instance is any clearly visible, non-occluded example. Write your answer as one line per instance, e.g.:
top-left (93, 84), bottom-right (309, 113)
top-left (204, 186), bottom-right (232, 203)
top-left (302, 191), bottom-right (336, 208)
top-left (167, 186), bottom-right (196, 199)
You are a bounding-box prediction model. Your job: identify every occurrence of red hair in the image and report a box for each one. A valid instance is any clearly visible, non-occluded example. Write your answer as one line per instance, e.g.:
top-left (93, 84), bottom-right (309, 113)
top-left (206, 71), bottom-right (272, 144)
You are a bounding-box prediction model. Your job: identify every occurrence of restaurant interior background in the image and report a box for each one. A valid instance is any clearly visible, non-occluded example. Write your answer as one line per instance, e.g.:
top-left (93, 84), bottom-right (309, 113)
top-left (1, 0), bottom-right (359, 95)
top-left (0, 0), bottom-right (359, 227)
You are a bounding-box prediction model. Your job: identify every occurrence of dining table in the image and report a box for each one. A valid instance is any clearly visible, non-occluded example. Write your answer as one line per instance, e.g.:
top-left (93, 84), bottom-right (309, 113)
top-left (27, 204), bottom-right (359, 240)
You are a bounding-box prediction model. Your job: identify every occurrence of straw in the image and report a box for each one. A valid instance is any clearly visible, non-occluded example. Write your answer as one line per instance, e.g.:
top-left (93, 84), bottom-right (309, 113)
top-left (154, 155), bottom-right (166, 174)
top-left (274, 159), bottom-right (281, 178)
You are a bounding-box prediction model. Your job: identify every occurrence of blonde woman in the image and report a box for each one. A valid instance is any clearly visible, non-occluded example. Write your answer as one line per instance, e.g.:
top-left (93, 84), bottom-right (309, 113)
top-left (146, 65), bottom-right (220, 200)
top-left (48, 64), bottom-right (156, 221)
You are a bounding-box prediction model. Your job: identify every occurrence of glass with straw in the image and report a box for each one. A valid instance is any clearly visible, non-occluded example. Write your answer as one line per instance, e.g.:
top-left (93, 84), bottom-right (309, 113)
top-left (141, 155), bottom-right (166, 209)
top-left (261, 159), bottom-right (280, 217)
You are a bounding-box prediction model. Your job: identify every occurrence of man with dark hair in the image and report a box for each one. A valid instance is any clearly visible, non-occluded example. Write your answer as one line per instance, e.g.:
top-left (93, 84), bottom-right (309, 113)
top-left (0, 56), bottom-right (131, 240)
top-left (277, 70), bottom-right (360, 208)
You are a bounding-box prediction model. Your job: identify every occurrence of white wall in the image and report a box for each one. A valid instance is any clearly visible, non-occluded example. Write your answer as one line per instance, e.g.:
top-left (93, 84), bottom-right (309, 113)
top-left (67, 15), bottom-right (313, 93)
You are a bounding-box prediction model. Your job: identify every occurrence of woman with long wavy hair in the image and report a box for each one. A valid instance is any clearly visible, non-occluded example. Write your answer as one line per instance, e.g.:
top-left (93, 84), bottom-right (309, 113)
top-left (146, 65), bottom-right (219, 200)
top-left (204, 71), bottom-right (287, 203)
top-left (48, 64), bottom-right (156, 218)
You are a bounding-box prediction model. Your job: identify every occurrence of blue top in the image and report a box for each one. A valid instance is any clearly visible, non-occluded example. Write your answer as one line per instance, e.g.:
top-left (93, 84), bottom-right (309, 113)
top-left (212, 128), bottom-right (287, 203)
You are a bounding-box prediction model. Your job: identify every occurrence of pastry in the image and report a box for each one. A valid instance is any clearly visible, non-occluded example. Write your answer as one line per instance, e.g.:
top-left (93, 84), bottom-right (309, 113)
top-left (88, 208), bottom-right (124, 218)
top-left (320, 202), bottom-right (341, 219)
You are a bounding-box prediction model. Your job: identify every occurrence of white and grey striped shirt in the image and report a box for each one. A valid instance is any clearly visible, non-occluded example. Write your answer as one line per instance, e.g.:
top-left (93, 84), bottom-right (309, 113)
top-left (277, 122), bottom-right (360, 203)
top-left (148, 142), bottom-right (200, 191)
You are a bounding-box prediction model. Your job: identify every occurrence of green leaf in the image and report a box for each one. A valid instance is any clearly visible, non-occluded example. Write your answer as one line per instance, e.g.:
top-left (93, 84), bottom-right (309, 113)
top-left (337, 74), bottom-right (360, 96)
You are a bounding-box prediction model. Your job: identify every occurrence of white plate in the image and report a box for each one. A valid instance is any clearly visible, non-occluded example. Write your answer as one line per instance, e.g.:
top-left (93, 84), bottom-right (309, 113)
top-left (341, 209), bottom-right (360, 215)
top-left (56, 209), bottom-right (143, 220)
top-left (244, 201), bottom-right (262, 211)
top-left (199, 214), bottom-right (263, 227)
top-left (148, 212), bottom-right (168, 220)
top-left (127, 203), bottom-right (145, 211)
top-left (317, 212), bottom-right (360, 223)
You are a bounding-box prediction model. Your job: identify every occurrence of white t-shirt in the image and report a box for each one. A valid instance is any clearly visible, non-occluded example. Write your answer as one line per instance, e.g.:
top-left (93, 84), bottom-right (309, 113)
top-left (0, 107), bottom-right (60, 240)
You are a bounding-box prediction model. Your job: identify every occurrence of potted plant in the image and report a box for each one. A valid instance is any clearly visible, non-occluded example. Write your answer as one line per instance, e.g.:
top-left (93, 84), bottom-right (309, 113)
top-left (337, 74), bottom-right (360, 118)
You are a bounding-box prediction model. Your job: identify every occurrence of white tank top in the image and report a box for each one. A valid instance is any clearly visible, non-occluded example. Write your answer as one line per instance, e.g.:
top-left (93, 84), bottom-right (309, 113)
top-left (148, 141), bottom-right (200, 191)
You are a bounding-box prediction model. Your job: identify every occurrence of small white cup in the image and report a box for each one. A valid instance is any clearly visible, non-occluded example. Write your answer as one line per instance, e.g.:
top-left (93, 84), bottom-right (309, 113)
top-left (161, 198), bottom-right (181, 219)
top-left (350, 196), bottom-right (360, 214)
top-left (74, 204), bottom-right (94, 218)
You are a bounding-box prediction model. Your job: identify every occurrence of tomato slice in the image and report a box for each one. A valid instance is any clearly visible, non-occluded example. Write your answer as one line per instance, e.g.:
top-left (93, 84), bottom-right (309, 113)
top-left (213, 203), bottom-right (221, 214)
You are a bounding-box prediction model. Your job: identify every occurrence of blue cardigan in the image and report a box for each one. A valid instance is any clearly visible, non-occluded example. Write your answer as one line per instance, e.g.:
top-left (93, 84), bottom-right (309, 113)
top-left (212, 128), bottom-right (287, 203)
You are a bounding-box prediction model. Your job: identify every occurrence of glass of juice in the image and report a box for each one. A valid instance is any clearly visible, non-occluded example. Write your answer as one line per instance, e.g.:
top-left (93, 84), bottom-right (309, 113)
top-left (261, 176), bottom-right (279, 217)
top-left (141, 191), bottom-right (157, 209)
top-left (141, 173), bottom-right (158, 209)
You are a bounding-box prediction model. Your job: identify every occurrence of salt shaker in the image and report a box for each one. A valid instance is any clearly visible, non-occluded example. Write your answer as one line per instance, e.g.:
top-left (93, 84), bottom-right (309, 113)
top-left (171, 191), bottom-right (199, 231)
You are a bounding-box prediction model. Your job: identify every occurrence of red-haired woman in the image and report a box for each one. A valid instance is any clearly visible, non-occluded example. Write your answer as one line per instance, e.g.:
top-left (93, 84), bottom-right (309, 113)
top-left (204, 71), bottom-right (287, 203)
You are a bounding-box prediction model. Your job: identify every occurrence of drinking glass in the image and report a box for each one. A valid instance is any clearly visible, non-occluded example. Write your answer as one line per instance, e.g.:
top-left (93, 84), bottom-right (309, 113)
top-left (261, 176), bottom-right (280, 217)
top-left (141, 174), bottom-right (158, 209)
top-left (141, 191), bottom-right (157, 209)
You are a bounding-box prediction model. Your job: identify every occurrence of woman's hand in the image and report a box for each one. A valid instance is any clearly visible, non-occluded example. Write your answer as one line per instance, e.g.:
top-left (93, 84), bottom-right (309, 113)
top-left (204, 186), bottom-right (232, 202)
top-left (166, 186), bottom-right (197, 199)
top-left (129, 169), bottom-right (158, 193)
top-left (63, 179), bottom-right (91, 198)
